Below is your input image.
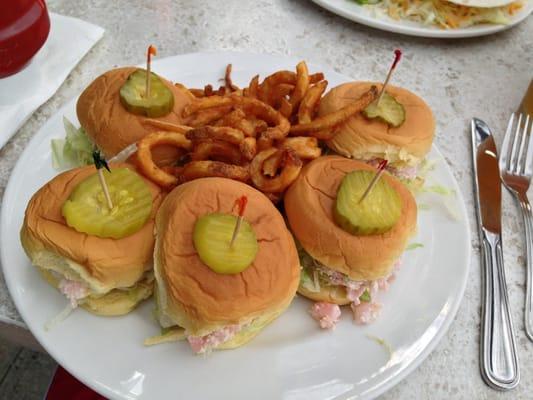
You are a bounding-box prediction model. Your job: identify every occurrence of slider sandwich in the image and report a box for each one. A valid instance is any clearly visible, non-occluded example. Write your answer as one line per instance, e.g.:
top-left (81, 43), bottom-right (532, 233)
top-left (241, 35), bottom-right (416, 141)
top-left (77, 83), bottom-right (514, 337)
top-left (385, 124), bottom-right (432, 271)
top-left (319, 82), bottom-right (435, 189)
top-left (284, 156), bottom-right (417, 328)
top-left (76, 65), bottom-right (192, 164)
top-left (21, 163), bottom-right (164, 316)
top-left (153, 177), bottom-right (300, 354)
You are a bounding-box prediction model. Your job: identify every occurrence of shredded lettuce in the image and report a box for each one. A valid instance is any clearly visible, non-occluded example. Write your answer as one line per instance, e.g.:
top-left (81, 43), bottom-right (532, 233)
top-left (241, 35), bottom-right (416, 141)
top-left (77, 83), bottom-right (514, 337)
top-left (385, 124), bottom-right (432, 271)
top-left (366, 334), bottom-right (393, 359)
top-left (359, 289), bottom-right (371, 302)
top-left (423, 184), bottom-right (455, 196)
top-left (406, 243), bottom-right (424, 250)
top-left (421, 183), bottom-right (460, 221)
top-left (144, 327), bottom-right (186, 346)
top-left (44, 303), bottom-right (75, 331)
top-left (51, 117), bottom-right (94, 169)
top-left (418, 203), bottom-right (431, 211)
top-left (300, 266), bottom-right (320, 293)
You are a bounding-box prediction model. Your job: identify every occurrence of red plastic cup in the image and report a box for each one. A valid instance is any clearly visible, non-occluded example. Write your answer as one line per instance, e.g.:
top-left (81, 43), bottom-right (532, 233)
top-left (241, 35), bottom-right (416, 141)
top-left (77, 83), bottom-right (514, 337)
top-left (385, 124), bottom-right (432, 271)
top-left (0, 0), bottom-right (50, 78)
top-left (46, 367), bottom-right (107, 400)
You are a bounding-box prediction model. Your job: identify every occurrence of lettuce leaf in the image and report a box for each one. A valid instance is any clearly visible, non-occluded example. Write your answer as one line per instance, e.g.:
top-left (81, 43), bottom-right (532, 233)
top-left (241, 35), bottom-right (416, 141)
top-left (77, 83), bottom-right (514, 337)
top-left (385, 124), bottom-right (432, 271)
top-left (51, 117), bottom-right (94, 169)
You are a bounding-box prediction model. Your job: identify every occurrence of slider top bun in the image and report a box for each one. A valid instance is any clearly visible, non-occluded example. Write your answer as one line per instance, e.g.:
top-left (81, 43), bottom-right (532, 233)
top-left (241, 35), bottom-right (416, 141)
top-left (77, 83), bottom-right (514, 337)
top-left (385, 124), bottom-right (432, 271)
top-left (76, 67), bottom-right (193, 158)
top-left (155, 178), bottom-right (300, 334)
top-left (285, 156), bottom-right (417, 281)
top-left (319, 82), bottom-right (435, 166)
top-left (21, 163), bottom-right (164, 292)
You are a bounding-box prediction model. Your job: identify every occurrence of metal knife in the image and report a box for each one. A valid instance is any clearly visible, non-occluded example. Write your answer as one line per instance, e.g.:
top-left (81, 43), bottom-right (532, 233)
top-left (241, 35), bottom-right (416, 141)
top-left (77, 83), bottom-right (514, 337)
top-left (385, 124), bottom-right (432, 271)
top-left (471, 118), bottom-right (520, 390)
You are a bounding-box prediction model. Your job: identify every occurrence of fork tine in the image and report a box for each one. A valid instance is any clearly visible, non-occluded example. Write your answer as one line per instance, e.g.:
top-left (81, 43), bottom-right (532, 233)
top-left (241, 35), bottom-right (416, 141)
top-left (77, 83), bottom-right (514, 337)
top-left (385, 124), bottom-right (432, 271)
top-left (510, 113), bottom-right (523, 173)
top-left (524, 116), bottom-right (533, 177)
top-left (517, 115), bottom-right (530, 174)
top-left (501, 113), bottom-right (516, 171)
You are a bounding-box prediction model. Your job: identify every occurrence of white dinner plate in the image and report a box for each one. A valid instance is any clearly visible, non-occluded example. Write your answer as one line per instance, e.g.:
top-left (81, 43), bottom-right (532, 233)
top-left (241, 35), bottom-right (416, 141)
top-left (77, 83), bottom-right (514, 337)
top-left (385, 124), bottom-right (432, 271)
top-left (1, 52), bottom-right (471, 400)
top-left (311, 0), bottom-right (533, 38)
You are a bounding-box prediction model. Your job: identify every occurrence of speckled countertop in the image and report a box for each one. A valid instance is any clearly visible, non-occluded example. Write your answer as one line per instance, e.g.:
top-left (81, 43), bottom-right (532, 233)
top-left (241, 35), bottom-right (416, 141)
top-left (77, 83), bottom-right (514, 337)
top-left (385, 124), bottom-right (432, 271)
top-left (0, 0), bottom-right (532, 398)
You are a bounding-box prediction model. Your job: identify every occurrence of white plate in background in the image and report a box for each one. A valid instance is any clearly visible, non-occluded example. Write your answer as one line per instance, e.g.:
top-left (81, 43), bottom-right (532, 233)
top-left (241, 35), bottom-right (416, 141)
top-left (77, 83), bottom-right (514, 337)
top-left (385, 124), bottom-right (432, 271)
top-left (311, 0), bottom-right (533, 38)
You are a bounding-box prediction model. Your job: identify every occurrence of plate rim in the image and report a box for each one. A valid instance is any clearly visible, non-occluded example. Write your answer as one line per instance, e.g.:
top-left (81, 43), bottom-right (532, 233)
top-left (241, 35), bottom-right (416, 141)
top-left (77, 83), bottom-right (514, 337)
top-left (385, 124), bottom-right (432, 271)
top-left (1, 51), bottom-right (472, 400)
top-left (310, 0), bottom-right (533, 38)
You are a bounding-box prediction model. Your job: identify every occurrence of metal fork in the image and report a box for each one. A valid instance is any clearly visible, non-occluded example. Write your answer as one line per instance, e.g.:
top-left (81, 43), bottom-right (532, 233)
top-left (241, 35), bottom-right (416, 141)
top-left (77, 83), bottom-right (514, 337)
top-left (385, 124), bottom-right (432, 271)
top-left (499, 113), bottom-right (533, 341)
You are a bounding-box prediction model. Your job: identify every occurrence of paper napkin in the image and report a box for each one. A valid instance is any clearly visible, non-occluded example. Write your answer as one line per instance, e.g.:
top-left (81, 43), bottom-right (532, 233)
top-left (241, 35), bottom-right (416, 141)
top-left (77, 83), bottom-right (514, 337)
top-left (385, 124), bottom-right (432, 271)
top-left (0, 13), bottom-right (104, 149)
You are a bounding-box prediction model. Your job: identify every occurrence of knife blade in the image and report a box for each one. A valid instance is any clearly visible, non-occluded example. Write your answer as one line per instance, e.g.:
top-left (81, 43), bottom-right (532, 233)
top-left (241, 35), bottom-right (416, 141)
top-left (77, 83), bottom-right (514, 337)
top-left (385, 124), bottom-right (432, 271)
top-left (471, 118), bottom-right (520, 391)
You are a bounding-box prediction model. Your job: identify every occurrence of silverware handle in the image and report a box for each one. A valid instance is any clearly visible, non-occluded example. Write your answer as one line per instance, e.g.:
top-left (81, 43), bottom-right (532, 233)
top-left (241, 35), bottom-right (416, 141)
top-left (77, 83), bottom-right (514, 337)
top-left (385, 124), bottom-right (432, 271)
top-left (518, 195), bottom-right (533, 341)
top-left (480, 231), bottom-right (520, 390)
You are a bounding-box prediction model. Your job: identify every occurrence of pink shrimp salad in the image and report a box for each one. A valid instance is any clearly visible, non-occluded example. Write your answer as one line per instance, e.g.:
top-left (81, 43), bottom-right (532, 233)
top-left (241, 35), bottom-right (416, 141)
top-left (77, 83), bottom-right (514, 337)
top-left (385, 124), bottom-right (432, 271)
top-left (310, 302), bottom-right (341, 329)
top-left (187, 324), bottom-right (242, 354)
top-left (310, 260), bottom-right (401, 327)
top-left (367, 158), bottom-right (419, 181)
top-left (58, 279), bottom-right (88, 308)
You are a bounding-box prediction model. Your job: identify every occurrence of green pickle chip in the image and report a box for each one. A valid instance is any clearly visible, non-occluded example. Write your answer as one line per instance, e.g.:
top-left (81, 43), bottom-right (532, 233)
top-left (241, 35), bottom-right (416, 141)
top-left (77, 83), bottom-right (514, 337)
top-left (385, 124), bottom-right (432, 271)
top-left (334, 170), bottom-right (402, 236)
top-left (62, 168), bottom-right (153, 239)
top-left (363, 92), bottom-right (406, 128)
top-left (119, 69), bottom-right (174, 118)
top-left (193, 213), bottom-right (259, 274)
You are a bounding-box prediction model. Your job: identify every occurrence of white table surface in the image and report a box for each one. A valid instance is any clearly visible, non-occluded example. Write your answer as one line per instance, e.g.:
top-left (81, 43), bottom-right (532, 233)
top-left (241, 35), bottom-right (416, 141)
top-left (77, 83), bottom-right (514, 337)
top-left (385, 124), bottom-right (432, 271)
top-left (0, 0), bottom-right (532, 398)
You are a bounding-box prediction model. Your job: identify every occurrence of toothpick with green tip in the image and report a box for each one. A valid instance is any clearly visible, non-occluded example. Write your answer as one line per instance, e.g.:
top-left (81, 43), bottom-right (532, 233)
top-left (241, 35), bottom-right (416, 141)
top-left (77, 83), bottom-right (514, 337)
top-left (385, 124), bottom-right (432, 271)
top-left (92, 150), bottom-right (113, 210)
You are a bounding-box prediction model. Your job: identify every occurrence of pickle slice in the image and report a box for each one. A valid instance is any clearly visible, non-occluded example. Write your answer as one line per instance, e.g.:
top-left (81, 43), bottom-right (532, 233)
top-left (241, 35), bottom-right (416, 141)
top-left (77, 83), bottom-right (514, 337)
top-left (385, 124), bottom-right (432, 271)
top-left (119, 69), bottom-right (174, 117)
top-left (363, 92), bottom-right (406, 127)
top-left (193, 213), bottom-right (258, 274)
top-left (334, 170), bottom-right (402, 235)
top-left (62, 168), bottom-right (153, 239)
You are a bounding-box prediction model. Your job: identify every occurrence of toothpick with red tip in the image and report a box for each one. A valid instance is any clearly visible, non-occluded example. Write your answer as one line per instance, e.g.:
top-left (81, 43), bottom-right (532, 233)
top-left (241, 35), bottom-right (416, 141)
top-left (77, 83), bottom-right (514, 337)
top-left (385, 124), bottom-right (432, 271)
top-left (145, 45), bottom-right (157, 98)
top-left (230, 195), bottom-right (248, 248)
top-left (377, 49), bottom-right (402, 106)
top-left (358, 160), bottom-right (388, 204)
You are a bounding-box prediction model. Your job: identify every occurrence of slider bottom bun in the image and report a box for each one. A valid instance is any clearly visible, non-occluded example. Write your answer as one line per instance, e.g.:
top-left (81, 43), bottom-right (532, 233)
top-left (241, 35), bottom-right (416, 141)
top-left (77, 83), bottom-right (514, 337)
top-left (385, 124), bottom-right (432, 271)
top-left (213, 302), bottom-right (289, 350)
top-left (39, 267), bottom-right (153, 316)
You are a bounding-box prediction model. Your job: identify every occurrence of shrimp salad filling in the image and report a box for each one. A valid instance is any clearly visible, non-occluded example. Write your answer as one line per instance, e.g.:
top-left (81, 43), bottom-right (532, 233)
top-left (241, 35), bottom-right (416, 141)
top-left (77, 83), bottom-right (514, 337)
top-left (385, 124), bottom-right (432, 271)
top-left (187, 324), bottom-right (245, 354)
top-left (366, 158), bottom-right (420, 182)
top-left (299, 247), bottom-right (401, 328)
top-left (48, 269), bottom-right (153, 309)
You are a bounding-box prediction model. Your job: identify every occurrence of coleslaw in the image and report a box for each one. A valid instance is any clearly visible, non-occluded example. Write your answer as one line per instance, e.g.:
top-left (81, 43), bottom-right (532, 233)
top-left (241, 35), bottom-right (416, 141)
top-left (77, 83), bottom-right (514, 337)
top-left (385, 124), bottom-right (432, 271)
top-left (354, 0), bottom-right (524, 28)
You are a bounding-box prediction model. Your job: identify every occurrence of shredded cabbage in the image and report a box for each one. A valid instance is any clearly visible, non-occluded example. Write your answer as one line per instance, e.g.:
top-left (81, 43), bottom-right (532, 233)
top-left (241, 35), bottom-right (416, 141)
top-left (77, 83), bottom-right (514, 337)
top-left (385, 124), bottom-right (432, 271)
top-left (51, 117), bottom-right (94, 169)
top-left (353, 0), bottom-right (523, 29)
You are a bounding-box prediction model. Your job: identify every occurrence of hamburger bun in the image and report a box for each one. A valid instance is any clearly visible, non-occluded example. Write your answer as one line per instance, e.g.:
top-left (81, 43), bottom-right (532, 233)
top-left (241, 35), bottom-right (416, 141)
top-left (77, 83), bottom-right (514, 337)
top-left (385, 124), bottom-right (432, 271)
top-left (285, 156), bottom-right (417, 282)
top-left (20, 163), bottom-right (164, 315)
top-left (320, 82), bottom-right (435, 166)
top-left (76, 67), bottom-right (193, 163)
top-left (154, 178), bottom-right (300, 340)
